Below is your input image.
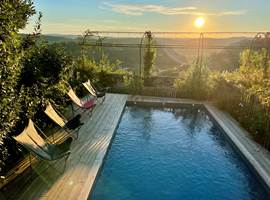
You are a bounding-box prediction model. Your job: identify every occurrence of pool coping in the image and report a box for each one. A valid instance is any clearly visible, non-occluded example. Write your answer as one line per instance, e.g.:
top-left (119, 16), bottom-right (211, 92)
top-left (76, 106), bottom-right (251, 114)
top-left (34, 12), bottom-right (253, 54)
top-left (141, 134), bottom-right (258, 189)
top-left (89, 95), bottom-right (270, 199)
top-left (205, 103), bottom-right (270, 190)
top-left (126, 95), bottom-right (270, 191)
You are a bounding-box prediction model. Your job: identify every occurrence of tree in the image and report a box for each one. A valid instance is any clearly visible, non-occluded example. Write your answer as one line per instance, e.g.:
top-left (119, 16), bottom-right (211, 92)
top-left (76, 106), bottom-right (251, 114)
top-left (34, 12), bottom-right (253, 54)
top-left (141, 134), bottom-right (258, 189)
top-left (0, 0), bottom-right (35, 137)
top-left (0, 0), bottom-right (35, 172)
top-left (19, 42), bottom-right (73, 123)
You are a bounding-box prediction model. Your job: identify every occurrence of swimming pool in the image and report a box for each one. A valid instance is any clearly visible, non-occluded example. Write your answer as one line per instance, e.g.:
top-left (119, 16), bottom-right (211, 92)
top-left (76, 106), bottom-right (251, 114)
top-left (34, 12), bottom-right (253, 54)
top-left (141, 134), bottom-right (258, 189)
top-left (90, 105), bottom-right (269, 200)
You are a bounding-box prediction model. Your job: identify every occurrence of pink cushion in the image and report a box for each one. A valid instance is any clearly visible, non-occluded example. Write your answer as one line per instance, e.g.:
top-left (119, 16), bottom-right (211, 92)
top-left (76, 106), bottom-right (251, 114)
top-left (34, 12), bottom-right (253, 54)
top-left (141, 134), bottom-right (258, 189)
top-left (83, 99), bottom-right (95, 109)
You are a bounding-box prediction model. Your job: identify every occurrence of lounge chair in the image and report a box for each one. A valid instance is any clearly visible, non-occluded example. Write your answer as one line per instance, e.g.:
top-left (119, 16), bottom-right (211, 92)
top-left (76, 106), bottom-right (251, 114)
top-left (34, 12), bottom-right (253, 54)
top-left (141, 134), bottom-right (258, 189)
top-left (13, 119), bottom-right (73, 173)
top-left (82, 79), bottom-right (109, 103)
top-left (67, 86), bottom-right (96, 116)
top-left (44, 102), bottom-right (83, 139)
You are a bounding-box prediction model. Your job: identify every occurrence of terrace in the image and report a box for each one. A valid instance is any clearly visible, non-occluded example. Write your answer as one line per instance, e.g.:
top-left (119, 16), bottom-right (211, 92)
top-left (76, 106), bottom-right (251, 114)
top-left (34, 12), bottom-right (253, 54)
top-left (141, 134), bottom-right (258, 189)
top-left (1, 94), bottom-right (270, 199)
top-left (1, 1), bottom-right (270, 199)
top-left (1, 94), bottom-right (126, 199)
top-left (1, 30), bottom-right (270, 199)
top-left (1, 30), bottom-right (270, 198)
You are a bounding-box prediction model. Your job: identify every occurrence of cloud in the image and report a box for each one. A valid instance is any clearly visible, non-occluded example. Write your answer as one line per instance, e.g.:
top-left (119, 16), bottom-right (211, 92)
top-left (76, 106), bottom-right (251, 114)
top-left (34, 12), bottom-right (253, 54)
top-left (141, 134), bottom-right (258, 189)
top-left (102, 2), bottom-right (247, 17)
top-left (217, 10), bottom-right (247, 16)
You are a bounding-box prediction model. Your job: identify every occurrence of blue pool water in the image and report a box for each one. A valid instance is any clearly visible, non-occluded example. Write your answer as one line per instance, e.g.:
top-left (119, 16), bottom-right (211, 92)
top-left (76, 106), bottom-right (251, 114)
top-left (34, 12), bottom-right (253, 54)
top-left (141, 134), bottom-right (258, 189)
top-left (90, 106), bottom-right (269, 200)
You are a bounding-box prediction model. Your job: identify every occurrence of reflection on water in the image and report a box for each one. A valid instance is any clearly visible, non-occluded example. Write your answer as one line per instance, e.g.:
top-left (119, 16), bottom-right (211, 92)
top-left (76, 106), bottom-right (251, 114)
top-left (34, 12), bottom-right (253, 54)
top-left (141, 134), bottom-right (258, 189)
top-left (172, 106), bottom-right (209, 135)
top-left (126, 106), bottom-right (153, 141)
top-left (90, 105), bottom-right (269, 200)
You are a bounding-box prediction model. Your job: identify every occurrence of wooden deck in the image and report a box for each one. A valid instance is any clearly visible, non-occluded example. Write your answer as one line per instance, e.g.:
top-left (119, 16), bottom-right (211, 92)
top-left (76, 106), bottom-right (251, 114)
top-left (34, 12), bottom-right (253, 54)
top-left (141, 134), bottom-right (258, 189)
top-left (2, 93), bottom-right (128, 200)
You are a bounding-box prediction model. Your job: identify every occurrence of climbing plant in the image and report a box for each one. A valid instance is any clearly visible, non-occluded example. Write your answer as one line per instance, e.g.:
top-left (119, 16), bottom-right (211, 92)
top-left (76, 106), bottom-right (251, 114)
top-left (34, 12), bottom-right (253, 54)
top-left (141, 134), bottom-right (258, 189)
top-left (143, 31), bottom-right (156, 81)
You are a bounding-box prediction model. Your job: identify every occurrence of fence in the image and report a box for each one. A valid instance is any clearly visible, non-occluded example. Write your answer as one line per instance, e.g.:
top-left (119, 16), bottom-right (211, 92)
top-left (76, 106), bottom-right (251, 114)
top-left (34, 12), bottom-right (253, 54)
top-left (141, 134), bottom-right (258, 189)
top-left (80, 31), bottom-right (270, 78)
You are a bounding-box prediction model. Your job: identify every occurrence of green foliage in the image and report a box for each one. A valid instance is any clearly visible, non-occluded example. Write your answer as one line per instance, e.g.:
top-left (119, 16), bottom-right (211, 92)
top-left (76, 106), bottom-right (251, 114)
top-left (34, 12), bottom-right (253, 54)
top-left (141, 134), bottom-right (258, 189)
top-left (123, 73), bottom-right (143, 94)
top-left (0, 0), bottom-right (35, 172)
top-left (240, 49), bottom-right (270, 77)
top-left (211, 49), bottom-right (270, 140)
top-left (174, 64), bottom-right (210, 100)
top-left (174, 48), bottom-right (270, 142)
top-left (0, 0), bottom-right (35, 33)
top-left (143, 32), bottom-right (156, 79)
top-left (0, 40), bottom-right (73, 172)
top-left (72, 53), bottom-right (128, 95)
top-left (0, 1), bottom-right (74, 173)
top-left (19, 43), bottom-right (72, 121)
top-left (0, 0), bottom-right (35, 137)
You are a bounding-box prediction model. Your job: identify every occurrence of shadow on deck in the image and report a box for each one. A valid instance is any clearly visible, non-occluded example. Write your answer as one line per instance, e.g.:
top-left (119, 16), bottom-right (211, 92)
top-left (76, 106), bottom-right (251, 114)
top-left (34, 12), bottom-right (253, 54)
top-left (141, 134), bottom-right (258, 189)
top-left (1, 93), bottom-right (128, 200)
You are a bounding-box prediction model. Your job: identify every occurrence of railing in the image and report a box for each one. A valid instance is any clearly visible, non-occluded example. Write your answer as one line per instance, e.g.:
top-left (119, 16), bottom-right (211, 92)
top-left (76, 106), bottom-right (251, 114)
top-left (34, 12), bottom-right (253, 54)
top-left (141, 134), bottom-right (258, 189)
top-left (80, 31), bottom-right (270, 81)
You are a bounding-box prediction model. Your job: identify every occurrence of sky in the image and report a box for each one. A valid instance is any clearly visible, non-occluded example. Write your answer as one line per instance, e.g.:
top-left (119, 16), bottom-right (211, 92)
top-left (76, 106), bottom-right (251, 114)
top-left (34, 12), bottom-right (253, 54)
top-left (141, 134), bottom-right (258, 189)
top-left (22, 0), bottom-right (270, 35)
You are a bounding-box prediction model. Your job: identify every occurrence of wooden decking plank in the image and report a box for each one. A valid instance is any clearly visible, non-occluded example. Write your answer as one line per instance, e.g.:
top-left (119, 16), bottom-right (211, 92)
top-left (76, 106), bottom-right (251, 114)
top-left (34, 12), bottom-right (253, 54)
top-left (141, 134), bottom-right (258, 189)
top-left (51, 96), bottom-right (116, 177)
top-left (45, 96), bottom-right (119, 199)
top-left (51, 94), bottom-right (126, 200)
top-left (44, 98), bottom-right (116, 199)
top-left (78, 96), bottom-right (127, 199)
top-left (3, 94), bottom-right (127, 200)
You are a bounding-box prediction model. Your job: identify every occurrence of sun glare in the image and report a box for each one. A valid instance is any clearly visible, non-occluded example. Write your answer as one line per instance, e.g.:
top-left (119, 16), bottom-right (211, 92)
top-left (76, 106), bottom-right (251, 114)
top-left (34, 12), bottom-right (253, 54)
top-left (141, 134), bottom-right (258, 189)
top-left (194, 17), bottom-right (205, 28)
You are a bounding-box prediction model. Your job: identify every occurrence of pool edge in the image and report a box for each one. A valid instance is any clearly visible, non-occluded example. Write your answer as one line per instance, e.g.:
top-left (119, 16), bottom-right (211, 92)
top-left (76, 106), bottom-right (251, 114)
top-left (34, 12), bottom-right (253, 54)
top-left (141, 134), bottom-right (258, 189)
top-left (205, 103), bottom-right (270, 190)
top-left (126, 95), bottom-right (270, 191)
top-left (88, 95), bottom-right (270, 199)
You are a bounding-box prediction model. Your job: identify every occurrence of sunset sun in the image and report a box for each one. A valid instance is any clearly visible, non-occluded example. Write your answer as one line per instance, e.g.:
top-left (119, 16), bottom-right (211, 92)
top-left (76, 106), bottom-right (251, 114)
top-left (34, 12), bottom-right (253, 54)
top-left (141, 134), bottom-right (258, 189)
top-left (194, 17), bottom-right (205, 28)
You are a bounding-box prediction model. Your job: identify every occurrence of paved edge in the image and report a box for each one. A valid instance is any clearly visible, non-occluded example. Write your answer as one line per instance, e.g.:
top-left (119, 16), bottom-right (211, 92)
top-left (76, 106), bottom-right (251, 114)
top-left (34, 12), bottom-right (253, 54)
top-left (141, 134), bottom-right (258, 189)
top-left (88, 94), bottom-right (270, 200)
top-left (205, 103), bottom-right (270, 190)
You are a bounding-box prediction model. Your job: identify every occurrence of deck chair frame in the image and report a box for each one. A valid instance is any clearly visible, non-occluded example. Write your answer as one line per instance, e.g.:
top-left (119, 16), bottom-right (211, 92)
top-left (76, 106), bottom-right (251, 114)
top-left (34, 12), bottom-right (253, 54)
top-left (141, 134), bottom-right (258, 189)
top-left (44, 103), bottom-right (82, 139)
top-left (82, 80), bottom-right (107, 104)
top-left (67, 86), bottom-right (96, 117)
top-left (13, 120), bottom-right (72, 176)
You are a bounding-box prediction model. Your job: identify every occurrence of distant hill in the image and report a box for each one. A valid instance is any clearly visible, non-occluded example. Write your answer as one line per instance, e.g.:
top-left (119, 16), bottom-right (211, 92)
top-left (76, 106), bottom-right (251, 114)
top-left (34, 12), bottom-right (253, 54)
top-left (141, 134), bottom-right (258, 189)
top-left (37, 34), bottom-right (253, 75)
top-left (42, 35), bottom-right (74, 43)
top-left (45, 34), bottom-right (80, 39)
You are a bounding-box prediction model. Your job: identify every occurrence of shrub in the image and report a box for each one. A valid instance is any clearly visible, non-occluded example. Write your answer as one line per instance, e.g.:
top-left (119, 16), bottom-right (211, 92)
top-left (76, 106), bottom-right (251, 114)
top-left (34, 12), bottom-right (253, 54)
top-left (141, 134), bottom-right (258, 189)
top-left (72, 54), bottom-right (128, 95)
top-left (0, 0), bottom-right (36, 173)
top-left (0, 0), bottom-right (35, 138)
top-left (123, 73), bottom-right (143, 94)
top-left (174, 64), bottom-right (210, 100)
top-left (211, 49), bottom-right (270, 143)
top-left (18, 43), bottom-right (72, 125)
top-left (0, 42), bottom-right (73, 173)
top-left (0, 1), bottom-right (73, 172)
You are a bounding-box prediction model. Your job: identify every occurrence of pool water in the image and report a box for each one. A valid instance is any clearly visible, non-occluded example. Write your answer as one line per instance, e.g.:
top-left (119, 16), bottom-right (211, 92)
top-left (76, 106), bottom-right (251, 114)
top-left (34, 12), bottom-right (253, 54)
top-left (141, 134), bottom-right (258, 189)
top-left (90, 106), bottom-right (269, 200)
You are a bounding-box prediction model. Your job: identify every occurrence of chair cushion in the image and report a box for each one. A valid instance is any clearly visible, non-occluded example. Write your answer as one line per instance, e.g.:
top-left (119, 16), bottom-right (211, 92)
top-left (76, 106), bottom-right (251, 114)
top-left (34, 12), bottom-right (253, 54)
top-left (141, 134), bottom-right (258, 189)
top-left (83, 99), bottom-right (95, 109)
